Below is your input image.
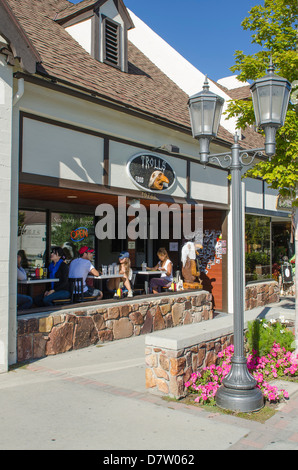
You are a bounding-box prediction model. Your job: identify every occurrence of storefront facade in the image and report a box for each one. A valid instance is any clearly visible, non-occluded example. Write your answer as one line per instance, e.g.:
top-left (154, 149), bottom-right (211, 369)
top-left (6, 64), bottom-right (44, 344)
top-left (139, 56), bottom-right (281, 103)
top-left (244, 178), bottom-right (293, 283)
top-left (17, 85), bottom-right (230, 313)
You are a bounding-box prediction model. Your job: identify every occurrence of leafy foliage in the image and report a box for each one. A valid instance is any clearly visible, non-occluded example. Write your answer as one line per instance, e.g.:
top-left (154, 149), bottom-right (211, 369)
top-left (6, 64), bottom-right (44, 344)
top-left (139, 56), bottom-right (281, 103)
top-left (230, 0), bottom-right (298, 82)
top-left (225, 0), bottom-right (298, 205)
top-left (246, 318), bottom-right (295, 356)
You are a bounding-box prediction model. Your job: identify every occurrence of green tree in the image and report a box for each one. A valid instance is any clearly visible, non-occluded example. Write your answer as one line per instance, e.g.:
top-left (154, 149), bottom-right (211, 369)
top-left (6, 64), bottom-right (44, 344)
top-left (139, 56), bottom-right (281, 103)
top-left (225, 0), bottom-right (298, 354)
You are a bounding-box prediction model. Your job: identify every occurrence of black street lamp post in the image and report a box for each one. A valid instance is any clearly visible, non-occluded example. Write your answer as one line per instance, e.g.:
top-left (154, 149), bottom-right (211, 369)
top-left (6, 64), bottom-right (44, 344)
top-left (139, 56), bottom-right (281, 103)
top-left (188, 63), bottom-right (291, 412)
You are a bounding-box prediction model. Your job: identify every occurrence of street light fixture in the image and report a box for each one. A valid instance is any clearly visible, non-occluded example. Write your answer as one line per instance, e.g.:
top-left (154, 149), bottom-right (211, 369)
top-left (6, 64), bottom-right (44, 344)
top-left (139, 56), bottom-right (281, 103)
top-left (250, 60), bottom-right (292, 157)
top-left (188, 76), bottom-right (224, 164)
top-left (188, 63), bottom-right (291, 412)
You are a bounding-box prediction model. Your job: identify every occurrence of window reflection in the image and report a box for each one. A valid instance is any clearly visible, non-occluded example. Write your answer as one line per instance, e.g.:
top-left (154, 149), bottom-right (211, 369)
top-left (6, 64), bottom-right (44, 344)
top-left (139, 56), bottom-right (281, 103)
top-left (51, 213), bottom-right (95, 262)
top-left (245, 215), bottom-right (271, 283)
top-left (18, 210), bottom-right (47, 269)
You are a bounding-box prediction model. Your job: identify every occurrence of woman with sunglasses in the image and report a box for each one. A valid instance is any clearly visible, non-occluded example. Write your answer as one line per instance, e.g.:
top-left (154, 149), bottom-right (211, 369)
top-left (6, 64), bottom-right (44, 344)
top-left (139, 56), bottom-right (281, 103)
top-left (34, 247), bottom-right (70, 307)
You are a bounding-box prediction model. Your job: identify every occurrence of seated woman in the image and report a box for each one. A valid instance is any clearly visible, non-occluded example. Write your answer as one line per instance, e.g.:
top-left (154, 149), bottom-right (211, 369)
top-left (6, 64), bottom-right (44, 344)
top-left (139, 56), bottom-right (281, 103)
top-left (17, 252), bottom-right (33, 312)
top-left (18, 249), bottom-right (29, 269)
top-left (148, 247), bottom-right (173, 294)
top-left (107, 251), bottom-right (133, 298)
top-left (34, 247), bottom-right (70, 307)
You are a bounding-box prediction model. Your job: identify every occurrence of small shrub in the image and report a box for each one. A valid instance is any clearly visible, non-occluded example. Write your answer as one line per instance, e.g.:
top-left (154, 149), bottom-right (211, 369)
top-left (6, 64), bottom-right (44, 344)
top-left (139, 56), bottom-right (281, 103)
top-left (246, 318), bottom-right (295, 357)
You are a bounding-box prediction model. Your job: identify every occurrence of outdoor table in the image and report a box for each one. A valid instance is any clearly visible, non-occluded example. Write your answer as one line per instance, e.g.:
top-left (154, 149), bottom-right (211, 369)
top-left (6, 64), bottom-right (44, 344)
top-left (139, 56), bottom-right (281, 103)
top-left (87, 274), bottom-right (122, 291)
top-left (18, 278), bottom-right (59, 296)
top-left (133, 270), bottom-right (161, 294)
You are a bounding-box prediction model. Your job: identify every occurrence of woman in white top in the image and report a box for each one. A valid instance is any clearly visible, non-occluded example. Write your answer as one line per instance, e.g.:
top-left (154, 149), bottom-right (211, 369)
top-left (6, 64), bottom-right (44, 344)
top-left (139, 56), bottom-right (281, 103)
top-left (148, 247), bottom-right (173, 294)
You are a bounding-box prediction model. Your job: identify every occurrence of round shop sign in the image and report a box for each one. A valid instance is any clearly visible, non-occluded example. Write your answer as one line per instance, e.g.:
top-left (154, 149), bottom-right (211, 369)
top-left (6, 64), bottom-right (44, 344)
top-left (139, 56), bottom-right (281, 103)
top-left (127, 153), bottom-right (176, 193)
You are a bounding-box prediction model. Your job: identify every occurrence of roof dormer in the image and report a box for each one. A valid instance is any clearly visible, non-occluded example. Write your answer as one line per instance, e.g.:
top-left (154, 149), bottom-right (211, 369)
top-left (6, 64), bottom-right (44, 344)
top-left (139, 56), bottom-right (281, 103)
top-left (56, 0), bottom-right (134, 72)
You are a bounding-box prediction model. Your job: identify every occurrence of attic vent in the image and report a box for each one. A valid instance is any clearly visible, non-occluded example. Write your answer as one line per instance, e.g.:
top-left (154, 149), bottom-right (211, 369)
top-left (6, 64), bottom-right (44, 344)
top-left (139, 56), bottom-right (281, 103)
top-left (103, 17), bottom-right (120, 68)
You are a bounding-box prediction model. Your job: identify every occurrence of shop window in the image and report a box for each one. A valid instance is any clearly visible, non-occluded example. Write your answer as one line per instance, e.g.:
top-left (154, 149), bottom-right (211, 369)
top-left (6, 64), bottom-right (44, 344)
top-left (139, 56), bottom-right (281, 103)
top-left (245, 215), bottom-right (271, 283)
top-left (18, 210), bottom-right (47, 270)
top-left (51, 213), bottom-right (95, 263)
top-left (272, 221), bottom-right (294, 264)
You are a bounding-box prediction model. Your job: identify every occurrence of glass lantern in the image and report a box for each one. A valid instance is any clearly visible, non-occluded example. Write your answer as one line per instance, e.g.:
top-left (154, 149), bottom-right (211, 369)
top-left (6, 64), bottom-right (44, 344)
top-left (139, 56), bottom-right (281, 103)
top-left (188, 77), bottom-right (224, 164)
top-left (250, 61), bottom-right (291, 156)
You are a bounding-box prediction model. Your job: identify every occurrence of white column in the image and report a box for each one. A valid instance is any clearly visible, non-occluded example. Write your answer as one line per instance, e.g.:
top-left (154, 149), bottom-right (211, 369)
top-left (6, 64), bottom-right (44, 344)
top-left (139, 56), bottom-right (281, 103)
top-left (0, 55), bottom-right (16, 372)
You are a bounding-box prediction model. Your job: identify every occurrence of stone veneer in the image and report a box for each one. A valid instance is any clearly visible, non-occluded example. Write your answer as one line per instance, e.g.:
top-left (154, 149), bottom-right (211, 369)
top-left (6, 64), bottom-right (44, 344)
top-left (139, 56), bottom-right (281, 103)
top-left (145, 280), bottom-right (280, 399)
top-left (245, 280), bottom-right (279, 310)
top-left (145, 332), bottom-right (234, 399)
top-left (17, 280), bottom-right (280, 364)
top-left (17, 291), bottom-right (213, 363)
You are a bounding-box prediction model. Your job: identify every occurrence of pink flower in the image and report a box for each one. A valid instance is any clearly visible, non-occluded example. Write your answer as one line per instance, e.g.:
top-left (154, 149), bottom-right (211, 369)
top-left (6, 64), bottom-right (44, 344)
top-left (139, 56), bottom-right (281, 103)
top-left (184, 342), bottom-right (297, 405)
top-left (268, 393), bottom-right (277, 401)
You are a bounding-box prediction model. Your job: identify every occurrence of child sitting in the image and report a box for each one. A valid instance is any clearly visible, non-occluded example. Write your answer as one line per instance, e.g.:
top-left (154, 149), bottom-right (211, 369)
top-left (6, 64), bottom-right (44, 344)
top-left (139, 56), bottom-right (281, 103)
top-left (107, 251), bottom-right (133, 298)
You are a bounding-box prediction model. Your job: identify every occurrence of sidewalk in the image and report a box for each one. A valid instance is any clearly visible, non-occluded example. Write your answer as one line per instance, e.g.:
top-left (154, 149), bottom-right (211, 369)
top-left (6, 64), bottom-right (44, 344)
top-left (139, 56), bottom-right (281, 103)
top-left (0, 297), bottom-right (297, 450)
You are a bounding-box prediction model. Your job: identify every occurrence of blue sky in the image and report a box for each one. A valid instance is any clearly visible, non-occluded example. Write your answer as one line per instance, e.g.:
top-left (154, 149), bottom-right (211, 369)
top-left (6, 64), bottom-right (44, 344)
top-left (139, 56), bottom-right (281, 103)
top-left (69, 0), bottom-right (261, 81)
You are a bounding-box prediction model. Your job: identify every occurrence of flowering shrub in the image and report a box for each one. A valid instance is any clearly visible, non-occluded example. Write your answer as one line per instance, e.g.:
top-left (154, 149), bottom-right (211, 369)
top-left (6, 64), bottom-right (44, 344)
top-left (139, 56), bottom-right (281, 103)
top-left (247, 343), bottom-right (297, 402)
top-left (246, 317), bottom-right (295, 357)
top-left (272, 263), bottom-right (280, 281)
top-left (185, 343), bottom-right (298, 406)
top-left (185, 345), bottom-right (233, 406)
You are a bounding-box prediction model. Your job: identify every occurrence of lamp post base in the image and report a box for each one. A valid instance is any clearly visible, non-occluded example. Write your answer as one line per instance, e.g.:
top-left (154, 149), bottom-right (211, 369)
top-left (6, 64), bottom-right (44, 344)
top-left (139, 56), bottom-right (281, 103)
top-left (216, 385), bottom-right (264, 413)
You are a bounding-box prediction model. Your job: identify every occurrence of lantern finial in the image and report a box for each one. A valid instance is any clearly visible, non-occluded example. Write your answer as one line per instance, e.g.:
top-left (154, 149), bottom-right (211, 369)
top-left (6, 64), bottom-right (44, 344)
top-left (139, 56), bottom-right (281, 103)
top-left (203, 75), bottom-right (209, 90)
top-left (268, 56), bottom-right (274, 73)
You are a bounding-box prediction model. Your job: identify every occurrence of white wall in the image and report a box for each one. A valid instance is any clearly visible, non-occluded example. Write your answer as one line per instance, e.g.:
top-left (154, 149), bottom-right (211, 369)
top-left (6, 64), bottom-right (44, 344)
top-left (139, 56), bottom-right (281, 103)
top-left (16, 83), bottom-right (192, 154)
top-left (66, 18), bottom-right (92, 54)
top-left (217, 75), bottom-right (249, 90)
top-left (16, 83), bottom-right (230, 203)
top-left (264, 183), bottom-right (279, 212)
top-left (190, 162), bottom-right (229, 205)
top-left (245, 178), bottom-right (263, 209)
top-left (244, 177), bottom-right (282, 213)
top-left (22, 117), bottom-right (104, 184)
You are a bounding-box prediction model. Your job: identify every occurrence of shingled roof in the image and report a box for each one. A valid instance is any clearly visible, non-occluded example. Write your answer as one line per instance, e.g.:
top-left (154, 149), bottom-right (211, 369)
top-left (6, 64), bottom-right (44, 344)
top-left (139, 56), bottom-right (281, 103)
top-left (2, 0), bottom-right (263, 150)
top-left (55, 0), bottom-right (134, 28)
top-left (227, 85), bottom-right (251, 101)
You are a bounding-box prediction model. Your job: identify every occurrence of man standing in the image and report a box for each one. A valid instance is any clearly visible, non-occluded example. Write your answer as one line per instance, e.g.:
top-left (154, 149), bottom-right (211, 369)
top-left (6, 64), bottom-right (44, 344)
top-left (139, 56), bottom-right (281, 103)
top-left (181, 240), bottom-right (203, 290)
top-left (69, 246), bottom-right (102, 299)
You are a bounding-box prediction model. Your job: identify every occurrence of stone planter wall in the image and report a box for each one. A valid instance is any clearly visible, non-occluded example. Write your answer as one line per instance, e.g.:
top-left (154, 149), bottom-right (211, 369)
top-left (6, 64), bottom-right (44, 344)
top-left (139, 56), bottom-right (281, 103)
top-left (245, 280), bottom-right (279, 311)
top-left (144, 281), bottom-right (281, 400)
top-left (145, 333), bottom-right (234, 399)
top-left (17, 291), bottom-right (213, 363)
top-left (17, 280), bottom-right (281, 364)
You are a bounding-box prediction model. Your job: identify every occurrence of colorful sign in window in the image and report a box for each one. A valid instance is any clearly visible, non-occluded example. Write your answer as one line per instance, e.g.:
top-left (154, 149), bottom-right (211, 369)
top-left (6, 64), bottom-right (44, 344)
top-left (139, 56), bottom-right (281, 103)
top-left (70, 227), bottom-right (89, 242)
